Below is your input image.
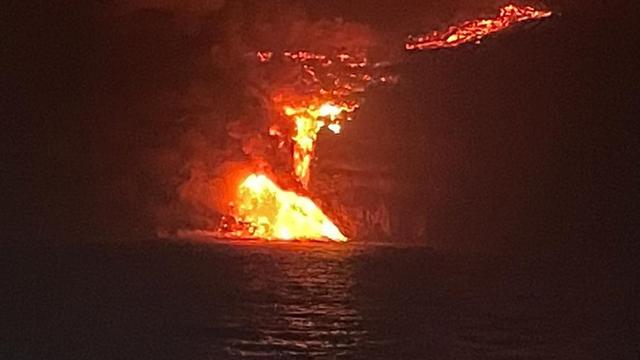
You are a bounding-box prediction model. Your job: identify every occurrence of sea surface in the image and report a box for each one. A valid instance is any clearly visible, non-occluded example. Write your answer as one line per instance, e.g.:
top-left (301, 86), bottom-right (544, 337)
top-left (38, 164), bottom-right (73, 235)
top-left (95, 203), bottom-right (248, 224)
top-left (2, 239), bottom-right (633, 359)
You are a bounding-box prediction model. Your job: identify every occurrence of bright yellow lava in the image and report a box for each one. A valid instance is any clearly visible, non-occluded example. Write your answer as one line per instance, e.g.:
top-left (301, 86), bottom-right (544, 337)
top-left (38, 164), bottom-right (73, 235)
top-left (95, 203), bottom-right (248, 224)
top-left (233, 174), bottom-right (347, 241)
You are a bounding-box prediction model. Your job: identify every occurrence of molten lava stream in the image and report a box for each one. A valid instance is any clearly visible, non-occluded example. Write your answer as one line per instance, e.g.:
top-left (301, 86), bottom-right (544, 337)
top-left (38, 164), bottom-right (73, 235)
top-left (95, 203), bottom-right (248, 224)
top-left (229, 174), bottom-right (347, 242)
top-left (405, 4), bottom-right (552, 50)
top-left (283, 102), bottom-right (351, 189)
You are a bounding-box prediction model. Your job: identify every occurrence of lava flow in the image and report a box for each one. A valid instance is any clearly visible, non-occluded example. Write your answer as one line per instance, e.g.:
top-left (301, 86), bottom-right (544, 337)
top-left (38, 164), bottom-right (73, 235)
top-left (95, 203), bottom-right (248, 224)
top-left (406, 4), bottom-right (552, 50)
top-left (282, 101), bottom-right (355, 188)
top-left (222, 174), bottom-right (346, 241)
top-left (217, 47), bottom-right (387, 241)
top-left (216, 3), bottom-right (552, 242)
top-left (220, 100), bottom-right (357, 242)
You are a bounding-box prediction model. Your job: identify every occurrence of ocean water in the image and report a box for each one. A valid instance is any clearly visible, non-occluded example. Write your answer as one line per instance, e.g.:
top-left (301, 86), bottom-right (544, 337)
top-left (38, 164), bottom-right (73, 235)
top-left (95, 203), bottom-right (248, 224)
top-left (2, 240), bottom-right (633, 359)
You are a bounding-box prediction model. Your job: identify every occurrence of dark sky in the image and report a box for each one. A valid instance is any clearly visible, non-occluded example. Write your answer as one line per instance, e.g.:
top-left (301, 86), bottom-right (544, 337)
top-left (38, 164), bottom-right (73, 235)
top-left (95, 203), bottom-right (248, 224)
top-left (3, 0), bottom-right (637, 253)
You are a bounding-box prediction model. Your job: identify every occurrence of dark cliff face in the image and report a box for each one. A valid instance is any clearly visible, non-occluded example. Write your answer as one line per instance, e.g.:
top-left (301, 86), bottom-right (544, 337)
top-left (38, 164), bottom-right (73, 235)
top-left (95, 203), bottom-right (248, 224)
top-left (315, 6), bottom-right (637, 250)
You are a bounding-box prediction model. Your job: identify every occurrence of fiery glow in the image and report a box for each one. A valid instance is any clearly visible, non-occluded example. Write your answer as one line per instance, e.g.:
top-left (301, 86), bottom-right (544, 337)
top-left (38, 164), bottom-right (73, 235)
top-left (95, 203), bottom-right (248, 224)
top-left (224, 100), bottom-right (354, 241)
top-left (406, 4), bottom-right (552, 50)
top-left (216, 5), bottom-right (550, 242)
top-left (282, 101), bottom-right (353, 187)
top-left (220, 46), bottom-right (388, 241)
top-left (225, 174), bottom-right (346, 241)
top-left (255, 47), bottom-right (393, 191)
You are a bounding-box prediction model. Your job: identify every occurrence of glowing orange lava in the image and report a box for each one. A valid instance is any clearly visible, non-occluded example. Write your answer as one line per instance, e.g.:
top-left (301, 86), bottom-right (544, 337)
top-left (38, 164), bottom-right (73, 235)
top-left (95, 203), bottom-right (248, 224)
top-left (217, 101), bottom-right (354, 241)
top-left (219, 47), bottom-right (377, 241)
top-left (283, 101), bottom-right (354, 187)
top-left (406, 4), bottom-right (552, 50)
top-left (217, 4), bottom-right (550, 242)
top-left (226, 174), bottom-right (346, 241)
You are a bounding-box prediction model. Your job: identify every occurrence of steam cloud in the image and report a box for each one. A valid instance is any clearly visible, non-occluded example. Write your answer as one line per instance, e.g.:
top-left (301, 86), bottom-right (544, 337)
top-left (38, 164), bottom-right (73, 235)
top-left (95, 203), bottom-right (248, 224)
top-left (94, 0), bottom-right (515, 238)
top-left (94, 1), bottom-right (393, 236)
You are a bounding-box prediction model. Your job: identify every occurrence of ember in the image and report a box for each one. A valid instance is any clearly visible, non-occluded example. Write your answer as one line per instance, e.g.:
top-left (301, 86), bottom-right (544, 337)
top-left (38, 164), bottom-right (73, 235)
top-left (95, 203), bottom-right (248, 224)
top-left (406, 4), bottom-right (552, 50)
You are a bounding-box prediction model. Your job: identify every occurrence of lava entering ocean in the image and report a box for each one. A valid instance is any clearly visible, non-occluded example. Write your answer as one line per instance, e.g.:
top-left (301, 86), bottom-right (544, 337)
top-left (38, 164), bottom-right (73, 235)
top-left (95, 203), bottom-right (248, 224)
top-left (216, 44), bottom-right (390, 241)
top-left (220, 174), bottom-right (346, 241)
top-left (214, 3), bottom-right (552, 242)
